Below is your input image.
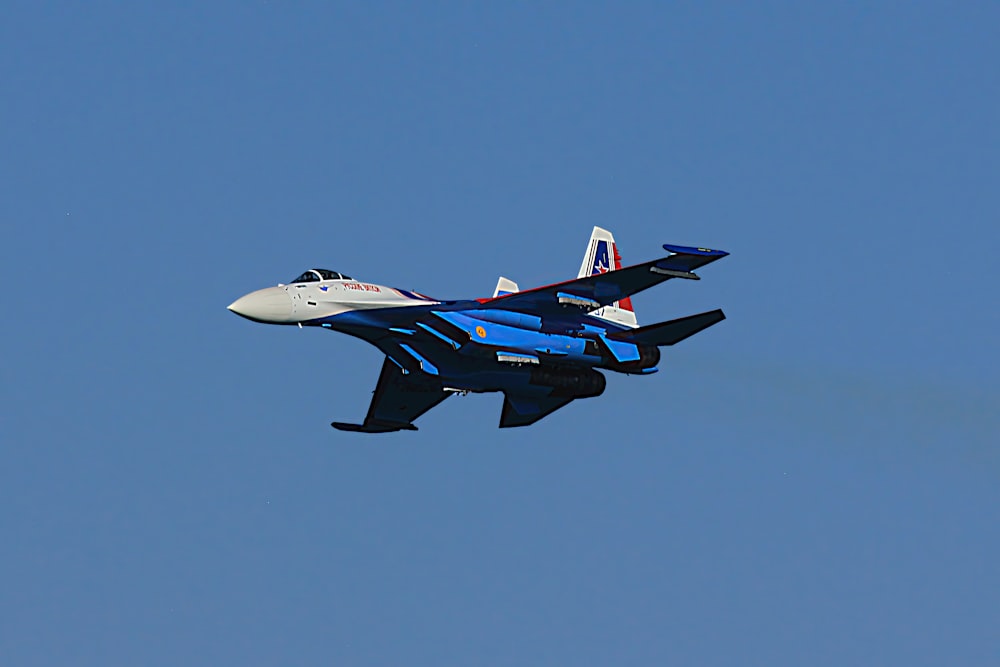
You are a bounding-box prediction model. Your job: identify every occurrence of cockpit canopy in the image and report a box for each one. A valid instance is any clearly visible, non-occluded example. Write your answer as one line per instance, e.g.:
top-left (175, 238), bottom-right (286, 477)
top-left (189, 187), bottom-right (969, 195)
top-left (289, 269), bottom-right (352, 283)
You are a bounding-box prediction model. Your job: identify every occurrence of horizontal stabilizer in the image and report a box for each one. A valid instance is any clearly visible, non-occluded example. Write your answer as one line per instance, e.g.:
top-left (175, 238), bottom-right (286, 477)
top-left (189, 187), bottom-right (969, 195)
top-left (610, 309), bottom-right (726, 346)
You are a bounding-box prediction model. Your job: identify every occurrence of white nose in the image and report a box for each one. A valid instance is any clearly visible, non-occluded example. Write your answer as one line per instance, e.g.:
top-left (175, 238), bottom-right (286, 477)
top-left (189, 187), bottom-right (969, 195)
top-left (227, 287), bottom-right (294, 323)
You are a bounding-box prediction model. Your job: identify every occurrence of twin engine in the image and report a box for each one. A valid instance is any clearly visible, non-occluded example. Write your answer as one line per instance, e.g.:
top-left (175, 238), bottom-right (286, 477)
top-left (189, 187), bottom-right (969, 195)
top-left (529, 366), bottom-right (607, 398)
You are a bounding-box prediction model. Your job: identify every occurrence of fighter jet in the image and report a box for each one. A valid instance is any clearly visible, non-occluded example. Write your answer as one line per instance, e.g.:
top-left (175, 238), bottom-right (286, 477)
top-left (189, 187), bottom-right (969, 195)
top-left (228, 227), bottom-right (728, 432)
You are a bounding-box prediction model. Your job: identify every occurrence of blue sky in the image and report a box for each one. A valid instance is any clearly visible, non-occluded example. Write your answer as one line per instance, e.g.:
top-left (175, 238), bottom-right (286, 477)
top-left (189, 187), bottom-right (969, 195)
top-left (2, 3), bottom-right (997, 665)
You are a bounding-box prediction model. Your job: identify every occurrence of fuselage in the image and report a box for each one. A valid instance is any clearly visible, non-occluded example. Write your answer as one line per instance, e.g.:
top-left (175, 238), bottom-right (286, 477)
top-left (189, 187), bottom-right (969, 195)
top-left (228, 231), bottom-right (728, 431)
top-left (228, 275), bottom-right (659, 397)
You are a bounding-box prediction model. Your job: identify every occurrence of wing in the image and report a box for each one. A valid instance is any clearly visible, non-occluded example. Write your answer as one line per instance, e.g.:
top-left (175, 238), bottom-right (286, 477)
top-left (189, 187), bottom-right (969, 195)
top-left (499, 393), bottom-right (575, 428)
top-left (480, 244), bottom-right (728, 317)
top-left (332, 357), bottom-right (451, 433)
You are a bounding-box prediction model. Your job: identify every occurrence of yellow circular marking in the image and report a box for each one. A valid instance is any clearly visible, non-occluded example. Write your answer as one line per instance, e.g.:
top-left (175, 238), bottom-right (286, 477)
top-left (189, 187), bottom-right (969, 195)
top-left (475, 325), bottom-right (487, 338)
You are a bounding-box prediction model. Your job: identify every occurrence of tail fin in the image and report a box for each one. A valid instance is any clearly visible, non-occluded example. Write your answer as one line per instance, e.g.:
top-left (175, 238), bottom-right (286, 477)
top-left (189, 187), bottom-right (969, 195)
top-left (493, 277), bottom-right (519, 298)
top-left (577, 226), bottom-right (638, 328)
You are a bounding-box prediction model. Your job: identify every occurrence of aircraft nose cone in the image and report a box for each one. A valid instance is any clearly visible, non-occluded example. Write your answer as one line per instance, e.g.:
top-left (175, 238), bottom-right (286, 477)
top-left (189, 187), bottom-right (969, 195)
top-left (227, 287), bottom-right (293, 323)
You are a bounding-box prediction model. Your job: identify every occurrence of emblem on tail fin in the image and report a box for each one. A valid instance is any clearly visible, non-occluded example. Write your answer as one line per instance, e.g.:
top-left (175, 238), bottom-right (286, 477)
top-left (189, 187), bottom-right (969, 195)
top-left (577, 226), bottom-right (638, 328)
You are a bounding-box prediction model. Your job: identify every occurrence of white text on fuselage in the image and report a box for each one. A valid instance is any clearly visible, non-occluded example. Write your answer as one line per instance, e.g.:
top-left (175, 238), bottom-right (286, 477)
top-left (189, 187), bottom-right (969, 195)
top-left (343, 282), bottom-right (382, 293)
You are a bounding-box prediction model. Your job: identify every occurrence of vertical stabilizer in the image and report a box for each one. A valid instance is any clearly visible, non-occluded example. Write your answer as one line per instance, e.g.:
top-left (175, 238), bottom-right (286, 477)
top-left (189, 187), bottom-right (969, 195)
top-left (493, 277), bottom-right (519, 298)
top-left (577, 226), bottom-right (638, 328)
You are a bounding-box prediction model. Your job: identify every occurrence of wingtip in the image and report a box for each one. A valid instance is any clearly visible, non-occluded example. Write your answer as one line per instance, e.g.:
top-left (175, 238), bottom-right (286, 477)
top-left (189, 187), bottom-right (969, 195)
top-left (662, 243), bottom-right (729, 257)
top-left (331, 421), bottom-right (418, 433)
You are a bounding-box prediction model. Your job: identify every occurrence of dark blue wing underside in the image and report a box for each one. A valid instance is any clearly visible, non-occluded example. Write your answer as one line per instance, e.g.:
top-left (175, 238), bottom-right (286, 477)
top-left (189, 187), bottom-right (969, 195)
top-left (332, 356), bottom-right (449, 433)
top-left (479, 246), bottom-right (728, 316)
